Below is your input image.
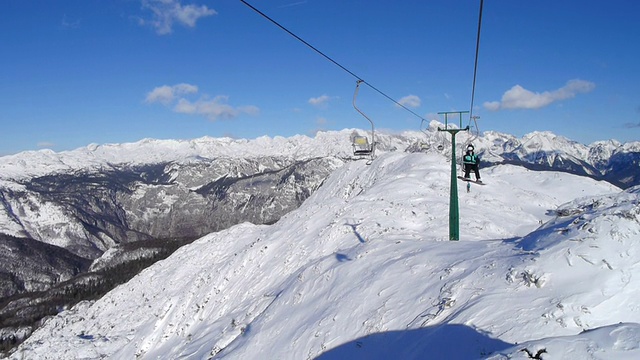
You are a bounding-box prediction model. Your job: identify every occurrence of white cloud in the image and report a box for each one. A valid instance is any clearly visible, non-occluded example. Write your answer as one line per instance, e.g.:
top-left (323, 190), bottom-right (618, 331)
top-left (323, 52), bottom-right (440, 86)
top-left (141, 0), bottom-right (216, 35)
top-left (174, 96), bottom-right (259, 121)
top-left (145, 83), bottom-right (198, 105)
top-left (308, 95), bottom-right (331, 107)
top-left (484, 79), bottom-right (595, 111)
top-left (397, 95), bottom-right (421, 108)
top-left (145, 84), bottom-right (259, 121)
top-left (484, 101), bottom-right (500, 111)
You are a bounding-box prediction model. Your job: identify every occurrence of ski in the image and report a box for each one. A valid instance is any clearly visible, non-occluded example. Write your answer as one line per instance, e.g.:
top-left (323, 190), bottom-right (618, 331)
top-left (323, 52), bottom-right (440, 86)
top-left (458, 176), bottom-right (486, 185)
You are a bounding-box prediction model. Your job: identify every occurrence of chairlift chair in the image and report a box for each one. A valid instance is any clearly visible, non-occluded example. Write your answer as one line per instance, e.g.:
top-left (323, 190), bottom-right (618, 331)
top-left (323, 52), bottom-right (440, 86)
top-left (351, 80), bottom-right (376, 161)
top-left (352, 135), bottom-right (372, 156)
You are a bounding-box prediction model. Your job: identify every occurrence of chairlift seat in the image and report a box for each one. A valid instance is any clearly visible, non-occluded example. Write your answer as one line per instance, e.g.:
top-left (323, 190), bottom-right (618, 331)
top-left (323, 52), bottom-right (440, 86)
top-left (352, 135), bottom-right (372, 155)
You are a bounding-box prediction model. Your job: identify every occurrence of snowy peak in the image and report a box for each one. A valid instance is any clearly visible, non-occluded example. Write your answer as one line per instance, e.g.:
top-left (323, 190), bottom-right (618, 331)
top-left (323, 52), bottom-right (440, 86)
top-left (588, 139), bottom-right (622, 169)
top-left (518, 131), bottom-right (587, 158)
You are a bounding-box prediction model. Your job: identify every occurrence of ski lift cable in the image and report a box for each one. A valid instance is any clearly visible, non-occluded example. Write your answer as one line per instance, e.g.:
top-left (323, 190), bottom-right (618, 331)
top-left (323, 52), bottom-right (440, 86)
top-left (467, 0), bottom-right (484, 135)
top-left (238, 0), bottom-right (428, 122)
top-left (468, 0), bottom-right (484, 124)
top-left (461, 0), bottom-right (484, 172)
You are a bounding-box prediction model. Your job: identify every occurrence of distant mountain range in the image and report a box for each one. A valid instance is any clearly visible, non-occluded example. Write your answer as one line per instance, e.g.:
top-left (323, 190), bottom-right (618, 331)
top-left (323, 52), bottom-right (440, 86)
top-left (473, 129), bottom-right (640, 188)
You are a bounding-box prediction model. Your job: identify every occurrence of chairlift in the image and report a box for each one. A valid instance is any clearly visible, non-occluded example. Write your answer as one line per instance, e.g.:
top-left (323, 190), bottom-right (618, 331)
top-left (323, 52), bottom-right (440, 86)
top-left (461, 115), bottom-right (480, 175)
top-left (352, 135), bottom-right (372, 156)
top-left (351, 80), bottom-right (375, 162)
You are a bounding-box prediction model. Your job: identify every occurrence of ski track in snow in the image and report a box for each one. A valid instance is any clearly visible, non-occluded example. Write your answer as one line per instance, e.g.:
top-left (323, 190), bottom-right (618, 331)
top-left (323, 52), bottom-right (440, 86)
top-left (6, 151), bottom-right (640, 360)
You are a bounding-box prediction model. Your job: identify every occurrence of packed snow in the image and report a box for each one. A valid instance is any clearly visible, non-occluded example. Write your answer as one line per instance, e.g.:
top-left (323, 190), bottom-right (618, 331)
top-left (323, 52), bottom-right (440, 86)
top-left (6, 151), bottom-right (640, 360)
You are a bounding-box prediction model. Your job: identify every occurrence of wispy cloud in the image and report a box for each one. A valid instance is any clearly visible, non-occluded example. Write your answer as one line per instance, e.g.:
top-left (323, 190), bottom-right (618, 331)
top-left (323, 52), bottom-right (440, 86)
top-left (397, 95), bottom-right (421, 108)
top-left (624, 122), bottom-right (640, 129)
top-left (145, 83), bottom-right (198, 105)
top-left (145, 83), bottom-right (259, 121)
top-left (625, 106), bottom-right (640, 128)
top-left (308, 95), bottom-right (332, 108)
top-left (37, 141), bottom-right (55, 148)
top-left (316, 117), bottom-right (328, 126)
top-left (278, 1), bottom-right (308, 9)
top-left (140, 0), bottom-right (216, 35)
top-left (308, 117), bottom-right (329, 137)
top-left (484, 79), bottom-right (595, 111)
top-left (61, 14), bottom-right (80, 29)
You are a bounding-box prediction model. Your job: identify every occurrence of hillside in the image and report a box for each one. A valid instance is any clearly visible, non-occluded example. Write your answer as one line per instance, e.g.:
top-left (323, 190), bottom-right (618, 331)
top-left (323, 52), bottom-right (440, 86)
top-left (7, 151), bottom-right (639, 359)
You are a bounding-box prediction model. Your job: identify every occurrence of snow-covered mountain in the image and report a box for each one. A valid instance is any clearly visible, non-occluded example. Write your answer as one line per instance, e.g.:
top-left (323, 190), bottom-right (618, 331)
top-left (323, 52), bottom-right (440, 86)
top-left (1, 124), bottom-right (638, 184)
top-left (1, 127), bottom-right (640, 357)
top-left (5, 149), bottom-right (639, 359)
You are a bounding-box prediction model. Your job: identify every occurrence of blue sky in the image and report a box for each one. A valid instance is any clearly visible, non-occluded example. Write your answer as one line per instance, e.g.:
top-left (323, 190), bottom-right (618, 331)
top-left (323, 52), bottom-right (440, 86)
top-left (1, 0), bottom-right (639, 155)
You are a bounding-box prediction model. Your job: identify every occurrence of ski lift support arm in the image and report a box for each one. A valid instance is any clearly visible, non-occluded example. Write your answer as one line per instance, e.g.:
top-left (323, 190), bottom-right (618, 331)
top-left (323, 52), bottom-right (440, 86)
top-left (437, 111), bottom-right (469, 131)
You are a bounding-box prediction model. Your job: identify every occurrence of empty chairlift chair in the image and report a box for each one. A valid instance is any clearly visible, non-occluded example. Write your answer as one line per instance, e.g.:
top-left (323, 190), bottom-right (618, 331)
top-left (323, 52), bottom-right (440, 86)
top-left (352, 135), bottom-right (372, 156)
top-left (351, 79), bottom-right (376, 162)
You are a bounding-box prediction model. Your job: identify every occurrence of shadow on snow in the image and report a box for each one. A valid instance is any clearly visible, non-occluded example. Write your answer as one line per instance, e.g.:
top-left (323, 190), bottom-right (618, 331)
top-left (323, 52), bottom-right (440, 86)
top-left (315, 323), bottom-right (512, 360)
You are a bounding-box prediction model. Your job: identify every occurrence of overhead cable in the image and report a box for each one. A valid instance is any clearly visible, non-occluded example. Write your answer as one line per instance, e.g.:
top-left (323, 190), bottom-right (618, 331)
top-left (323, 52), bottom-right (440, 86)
top-left (468, 0), bottom-right (484, 121)
top-left (238, 0), bottom-right (428, 122)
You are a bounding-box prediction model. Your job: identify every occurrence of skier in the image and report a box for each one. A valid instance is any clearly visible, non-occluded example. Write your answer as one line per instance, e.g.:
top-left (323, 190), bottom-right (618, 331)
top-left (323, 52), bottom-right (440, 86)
top-left (463, 144), bottom-right (481, 182)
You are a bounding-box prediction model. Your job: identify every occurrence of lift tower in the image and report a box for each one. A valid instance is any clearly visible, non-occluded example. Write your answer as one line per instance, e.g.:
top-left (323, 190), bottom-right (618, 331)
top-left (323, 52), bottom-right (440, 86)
top-left (437, 111), bottom-right (469, 241)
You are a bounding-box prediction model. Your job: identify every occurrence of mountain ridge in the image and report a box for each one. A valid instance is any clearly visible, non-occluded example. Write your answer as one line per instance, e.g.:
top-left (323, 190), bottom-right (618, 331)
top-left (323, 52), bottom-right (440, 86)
top-left (1, 125), bottom-right (639, 185)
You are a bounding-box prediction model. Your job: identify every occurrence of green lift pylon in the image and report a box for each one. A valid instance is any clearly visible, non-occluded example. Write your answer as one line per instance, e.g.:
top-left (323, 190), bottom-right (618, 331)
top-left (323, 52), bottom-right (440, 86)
top-left (437, 111), bottom-right (469, 241)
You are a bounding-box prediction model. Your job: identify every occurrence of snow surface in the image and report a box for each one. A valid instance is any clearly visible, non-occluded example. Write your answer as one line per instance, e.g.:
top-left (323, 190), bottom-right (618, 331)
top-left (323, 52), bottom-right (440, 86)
top-left (6, 151), bottom-right (640, 360)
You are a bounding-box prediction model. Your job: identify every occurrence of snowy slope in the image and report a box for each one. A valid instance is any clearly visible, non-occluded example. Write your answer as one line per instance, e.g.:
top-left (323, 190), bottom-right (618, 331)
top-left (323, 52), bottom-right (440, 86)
top-left (8, 151), bottom-right (639, 360)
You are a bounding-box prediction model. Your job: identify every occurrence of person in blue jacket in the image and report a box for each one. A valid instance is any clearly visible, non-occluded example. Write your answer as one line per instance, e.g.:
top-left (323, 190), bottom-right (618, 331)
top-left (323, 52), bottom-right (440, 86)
top-left (463, 144), bottom-right (481, 182)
